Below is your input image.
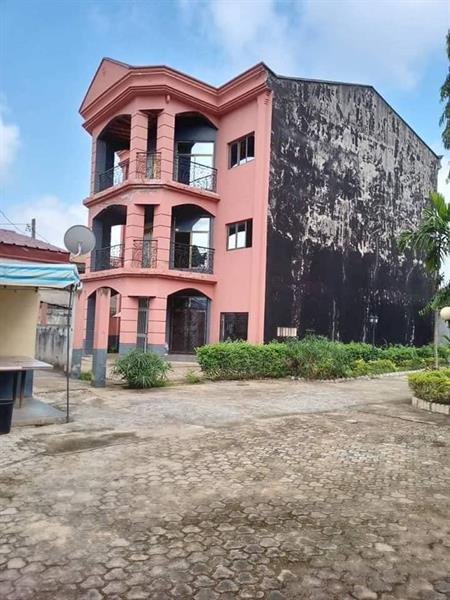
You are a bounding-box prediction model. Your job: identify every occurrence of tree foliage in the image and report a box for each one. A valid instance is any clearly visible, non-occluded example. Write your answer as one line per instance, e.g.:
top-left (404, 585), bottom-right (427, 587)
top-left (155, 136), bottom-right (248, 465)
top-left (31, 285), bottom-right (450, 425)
top-left (440, 31), bottom-right (450, 150)
top-left (398, 192), bottom-right (450, 276)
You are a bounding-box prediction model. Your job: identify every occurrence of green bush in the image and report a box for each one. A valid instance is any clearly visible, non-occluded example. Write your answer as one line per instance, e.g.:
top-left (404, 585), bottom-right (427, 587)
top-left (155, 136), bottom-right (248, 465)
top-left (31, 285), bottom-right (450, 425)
top-left (351, 359), bottom-right (397, 377)
top-left (79, 370), bottom-right (92, 381)
top-left (408, 369), bottom-right (450, 404)
top-left (113, 350), bottom-right (171, 389)
top-left (377, 345), bottom-right (422, 369)
top-left (285, 336), bottom-right (351, 379)
top-left (196, 338), bottom-right (449, 382)
top-left (196, 341), bottom-right (289, 380)
top-left (341, 342), bottom-right (377, 362)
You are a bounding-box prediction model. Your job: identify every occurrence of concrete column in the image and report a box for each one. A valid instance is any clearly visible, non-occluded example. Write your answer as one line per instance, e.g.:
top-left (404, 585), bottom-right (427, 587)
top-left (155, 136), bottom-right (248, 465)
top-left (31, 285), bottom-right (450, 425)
top-left (129, 111), bottom-right (148, 179)
top-left (119, 296), bottom-right (138, 355)
top-left (148, 295), bottom-right (168, 354)
top-left (153, 204), bottom-right (172, 270)
top-left (156, 109), bottom-right (175, 183)
top-left (71, 289), bottom-right (87, 377)
top-left (90, 136), bottom-right (98, 195)
top-left (91, 287), bottom-right (111, 387)
top-left (123, 204), bottom-right (145, 267)
top-left (249, 91), bottom-right (272, 343)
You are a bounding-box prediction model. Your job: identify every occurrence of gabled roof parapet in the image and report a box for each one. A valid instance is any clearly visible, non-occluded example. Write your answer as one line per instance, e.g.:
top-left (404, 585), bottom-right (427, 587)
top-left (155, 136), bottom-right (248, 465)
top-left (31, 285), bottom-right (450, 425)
top-left (80, 60), bottom-right (270, 132)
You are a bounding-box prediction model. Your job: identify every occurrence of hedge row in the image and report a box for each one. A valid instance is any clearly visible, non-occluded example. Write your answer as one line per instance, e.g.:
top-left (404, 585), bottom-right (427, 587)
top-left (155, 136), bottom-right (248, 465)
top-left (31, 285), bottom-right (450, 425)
top-left (196, 337), bottom-right (450, 381)
top-left (408, 369), bottom-right (450, 404)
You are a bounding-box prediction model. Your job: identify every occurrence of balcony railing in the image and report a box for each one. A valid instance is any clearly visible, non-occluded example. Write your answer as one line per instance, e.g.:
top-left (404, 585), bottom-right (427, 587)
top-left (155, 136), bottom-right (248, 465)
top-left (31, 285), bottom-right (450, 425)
top-left (174, 155), bottom-right (217, 192)
top-left (96, 161), bottom-right (129, 192)
top-left (170, 241), bottom-right (214, 274)
top-left (93, 244), bottom-right (124, 271)
top-left (136, 152), bottom-right (161, 179)
top-left (132, 239), bottom-right (158, 268)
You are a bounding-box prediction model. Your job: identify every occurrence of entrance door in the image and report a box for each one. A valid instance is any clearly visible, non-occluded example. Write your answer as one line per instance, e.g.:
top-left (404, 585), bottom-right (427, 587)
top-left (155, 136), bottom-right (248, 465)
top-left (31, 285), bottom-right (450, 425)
top-left (169, 294), bottom-right (207, 354)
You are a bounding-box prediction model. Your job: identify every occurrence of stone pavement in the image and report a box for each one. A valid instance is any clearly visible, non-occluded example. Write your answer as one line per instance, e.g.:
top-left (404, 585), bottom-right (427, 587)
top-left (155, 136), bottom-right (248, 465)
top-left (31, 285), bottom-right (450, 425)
top-left (0, 372), bottom-right (449, 599)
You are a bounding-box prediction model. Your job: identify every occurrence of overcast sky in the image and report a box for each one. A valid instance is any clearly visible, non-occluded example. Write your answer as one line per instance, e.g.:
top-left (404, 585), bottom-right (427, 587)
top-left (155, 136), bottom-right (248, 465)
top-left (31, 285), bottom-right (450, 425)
top-left (0, 0), bottom-right (449, 258)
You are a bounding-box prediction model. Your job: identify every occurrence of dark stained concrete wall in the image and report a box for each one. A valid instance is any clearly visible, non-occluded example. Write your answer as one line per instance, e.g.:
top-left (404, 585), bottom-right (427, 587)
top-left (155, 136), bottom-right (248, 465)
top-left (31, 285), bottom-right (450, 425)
top-left (264, 75), bottom-right (439, 345)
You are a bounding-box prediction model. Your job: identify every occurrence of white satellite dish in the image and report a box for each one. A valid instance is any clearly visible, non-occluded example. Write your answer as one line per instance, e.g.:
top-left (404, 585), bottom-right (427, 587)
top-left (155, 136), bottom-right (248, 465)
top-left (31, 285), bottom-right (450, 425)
top-left (64, 225), bottom-right (96, 256)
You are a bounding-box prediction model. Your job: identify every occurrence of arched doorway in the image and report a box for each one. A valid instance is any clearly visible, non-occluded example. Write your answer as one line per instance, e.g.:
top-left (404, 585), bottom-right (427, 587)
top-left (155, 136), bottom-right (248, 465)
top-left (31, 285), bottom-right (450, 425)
top-left (85, 287), bottom-right (121, 355)
top-left (167, 289), bottom-right (210, 354)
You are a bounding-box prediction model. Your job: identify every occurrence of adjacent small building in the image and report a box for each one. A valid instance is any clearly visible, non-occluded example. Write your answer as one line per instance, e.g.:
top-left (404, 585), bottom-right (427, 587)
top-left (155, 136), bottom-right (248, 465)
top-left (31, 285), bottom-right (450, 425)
top-left (0, 228), bottom-right (73, 368)
top-left (72, 59), bottom-right (439, 386)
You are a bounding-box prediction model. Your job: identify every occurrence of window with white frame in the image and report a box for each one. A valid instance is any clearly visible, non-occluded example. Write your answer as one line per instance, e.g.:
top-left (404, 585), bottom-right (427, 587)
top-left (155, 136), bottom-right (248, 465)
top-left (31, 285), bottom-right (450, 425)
top-left (227, 219), bottom-right (253, 250)
top-left (229, 133), bottom-right (255, 168)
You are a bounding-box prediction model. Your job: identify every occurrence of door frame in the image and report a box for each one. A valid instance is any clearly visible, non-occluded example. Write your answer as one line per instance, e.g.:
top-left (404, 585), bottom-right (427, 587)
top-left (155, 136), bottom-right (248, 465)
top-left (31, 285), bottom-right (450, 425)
top-left (167, 292), bottom-right (209, 354)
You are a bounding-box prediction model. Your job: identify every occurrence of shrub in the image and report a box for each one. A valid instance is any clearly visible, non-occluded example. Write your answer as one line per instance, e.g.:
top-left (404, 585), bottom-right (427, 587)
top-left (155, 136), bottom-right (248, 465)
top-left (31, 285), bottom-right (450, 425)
top-left (408, 369), bottom-right (450, 404)
top-left (185, 368), bottom-right (203, 384)
top-left (377, 345), bottom-right (422, 369)
top-left (79, 370), bottom-right (92, 381)
top-left (196, 338), bottom-right (448, 382)
top-left (285, 336), bottom-right (351, 379)
top-left (351, 359), bottom-right (397, 377)
top-left (196, 341), bottom-right (289, 380)
top-left (341, 342), bottom-right (377, 362)
top-left (113, 350), bottom-right (171, 389)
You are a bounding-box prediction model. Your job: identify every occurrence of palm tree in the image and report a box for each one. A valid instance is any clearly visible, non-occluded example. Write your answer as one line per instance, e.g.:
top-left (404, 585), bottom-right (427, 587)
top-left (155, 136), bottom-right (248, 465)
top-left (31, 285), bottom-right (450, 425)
top-left (399, 191), bottom-right (450, 367)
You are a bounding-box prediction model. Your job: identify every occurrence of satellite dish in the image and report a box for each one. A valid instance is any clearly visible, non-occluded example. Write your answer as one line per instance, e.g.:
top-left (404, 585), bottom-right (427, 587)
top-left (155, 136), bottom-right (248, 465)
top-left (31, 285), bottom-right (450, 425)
top-left (64, 225), bottom-right (96, 256)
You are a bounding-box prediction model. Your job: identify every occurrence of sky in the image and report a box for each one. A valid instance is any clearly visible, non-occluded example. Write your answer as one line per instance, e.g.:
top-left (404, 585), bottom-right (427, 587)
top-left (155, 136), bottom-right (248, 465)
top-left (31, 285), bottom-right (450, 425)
top-left (0, 0), bottom-right (449, 254)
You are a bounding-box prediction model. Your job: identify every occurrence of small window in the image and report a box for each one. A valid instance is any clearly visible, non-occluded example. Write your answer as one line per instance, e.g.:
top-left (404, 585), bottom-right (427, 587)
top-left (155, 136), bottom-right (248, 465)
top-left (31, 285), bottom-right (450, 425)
top-left (227, 219), bottom-right (252, 250)
top-left (220, 313), bottom-right (248, 341)
top-left (229, 133), bottom-right (255, 168)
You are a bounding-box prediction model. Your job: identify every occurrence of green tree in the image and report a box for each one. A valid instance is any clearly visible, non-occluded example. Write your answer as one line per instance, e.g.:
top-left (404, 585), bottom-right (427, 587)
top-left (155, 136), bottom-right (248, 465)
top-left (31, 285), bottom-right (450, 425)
top-left (399, 192), bottom-right (450, 366)
top-left (441, 31), bottom-right (450, 150)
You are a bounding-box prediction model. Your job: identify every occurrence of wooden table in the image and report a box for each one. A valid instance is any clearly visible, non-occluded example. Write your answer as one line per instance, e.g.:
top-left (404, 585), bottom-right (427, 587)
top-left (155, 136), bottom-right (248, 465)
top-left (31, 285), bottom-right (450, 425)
top-left (0, 357), bottom-right (53, 408)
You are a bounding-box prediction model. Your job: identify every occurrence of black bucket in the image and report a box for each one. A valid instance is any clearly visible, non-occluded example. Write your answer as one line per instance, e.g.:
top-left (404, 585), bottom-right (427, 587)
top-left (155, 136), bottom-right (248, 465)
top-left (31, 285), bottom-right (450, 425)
top-left (0, 399), bottom-right (14, 435)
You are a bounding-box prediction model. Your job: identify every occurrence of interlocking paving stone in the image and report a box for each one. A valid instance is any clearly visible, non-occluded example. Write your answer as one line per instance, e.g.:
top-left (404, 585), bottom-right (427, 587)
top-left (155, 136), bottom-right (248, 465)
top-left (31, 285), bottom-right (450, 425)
top-left (0, 372), bottom-right (449, 598)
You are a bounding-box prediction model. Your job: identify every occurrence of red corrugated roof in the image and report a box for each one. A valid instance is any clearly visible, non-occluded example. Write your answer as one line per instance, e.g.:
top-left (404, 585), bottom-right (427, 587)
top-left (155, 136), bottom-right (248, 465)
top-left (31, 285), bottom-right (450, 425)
top-left (0, 228), bottom-right (67, 254)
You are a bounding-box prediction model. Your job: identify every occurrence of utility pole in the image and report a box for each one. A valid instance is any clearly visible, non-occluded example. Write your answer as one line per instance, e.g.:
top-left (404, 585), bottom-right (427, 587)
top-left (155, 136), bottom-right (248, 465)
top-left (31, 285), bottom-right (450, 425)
top-left (31, 218), bottom-right (36, 239)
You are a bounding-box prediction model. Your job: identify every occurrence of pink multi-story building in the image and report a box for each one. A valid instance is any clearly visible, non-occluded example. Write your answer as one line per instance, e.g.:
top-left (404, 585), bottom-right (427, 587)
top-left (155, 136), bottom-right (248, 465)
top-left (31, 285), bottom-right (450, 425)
top-left (72, 58), bottom-right (438, 386)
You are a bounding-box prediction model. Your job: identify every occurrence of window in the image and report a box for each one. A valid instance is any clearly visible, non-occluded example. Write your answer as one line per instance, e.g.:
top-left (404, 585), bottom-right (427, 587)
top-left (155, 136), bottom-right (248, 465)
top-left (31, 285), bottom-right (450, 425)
top-left (229, 133), bottom-right (255, 168)
top-left (220, 313), bottom-right (248, 341)
top-left (227, 219), bottom-right (252, 250)
top-left (136, 297), bottom-right (149, 350)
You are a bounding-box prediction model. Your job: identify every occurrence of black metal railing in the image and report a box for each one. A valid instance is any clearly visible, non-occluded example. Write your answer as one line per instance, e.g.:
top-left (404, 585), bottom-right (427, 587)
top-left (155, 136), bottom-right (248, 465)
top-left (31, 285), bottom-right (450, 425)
top-left (132, 239), bottom-right (158, 268)
top-left (173, 154), bottom-right (217, 192)
top-left (136, 152), bottom-right (161, 179)
top-left (170, 241), bottom-right (214, 274)
top-left (93, 244), bottom-right (124, 271)
top-left (96, 161), bottom-right (129, 192)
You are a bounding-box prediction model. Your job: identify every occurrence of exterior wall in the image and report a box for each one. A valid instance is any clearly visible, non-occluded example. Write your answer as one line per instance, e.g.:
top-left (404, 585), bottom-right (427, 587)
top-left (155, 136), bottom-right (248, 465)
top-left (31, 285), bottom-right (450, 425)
top-left (210, 92), bottom-right (272, 343)
top-left (265, 76), bottom-right (439, 345)
top-left (36, 325), bottom-right (67, 369)
top-left (78, 78), bottom-right (272, 363)
top-left (0, 287), bottom-right (39, 356)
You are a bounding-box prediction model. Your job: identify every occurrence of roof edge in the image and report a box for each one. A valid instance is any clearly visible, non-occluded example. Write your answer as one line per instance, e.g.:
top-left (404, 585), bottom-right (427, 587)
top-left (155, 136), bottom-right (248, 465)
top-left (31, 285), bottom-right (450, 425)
top-left (269, 69), bottom-right (440, 161)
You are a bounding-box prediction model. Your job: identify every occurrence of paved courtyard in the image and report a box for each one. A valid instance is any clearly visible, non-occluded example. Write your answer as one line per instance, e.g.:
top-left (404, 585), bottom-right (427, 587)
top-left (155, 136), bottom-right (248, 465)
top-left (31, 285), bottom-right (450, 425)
top-left (1, 372), bottom-right (449, 600)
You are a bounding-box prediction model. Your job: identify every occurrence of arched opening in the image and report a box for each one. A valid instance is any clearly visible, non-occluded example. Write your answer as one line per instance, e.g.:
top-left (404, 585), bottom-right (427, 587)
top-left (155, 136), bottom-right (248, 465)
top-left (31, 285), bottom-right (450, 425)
top-left (92, 205), bottom-right (127, 271)
top-left (167, 288), bottom-right (210, 354)
top-left (171, 204), bottom-right (214, 273)
top-left (174, 113), bottom-right (217, 191)
top-left (95, 115), bottom-right (131, 192)
top-left (85, 287), bottom-right (122, 356)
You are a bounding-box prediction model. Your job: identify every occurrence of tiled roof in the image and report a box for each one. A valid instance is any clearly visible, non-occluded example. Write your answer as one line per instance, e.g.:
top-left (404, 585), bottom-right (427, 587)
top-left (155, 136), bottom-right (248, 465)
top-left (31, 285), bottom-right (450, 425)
top-left (0, 228), bottom-right (67, 253)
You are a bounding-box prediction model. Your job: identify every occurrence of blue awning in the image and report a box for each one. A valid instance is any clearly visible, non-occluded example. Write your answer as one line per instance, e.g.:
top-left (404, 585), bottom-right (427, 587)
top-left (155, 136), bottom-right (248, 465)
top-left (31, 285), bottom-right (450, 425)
top-left (0, 262), bottom-right (80, 289)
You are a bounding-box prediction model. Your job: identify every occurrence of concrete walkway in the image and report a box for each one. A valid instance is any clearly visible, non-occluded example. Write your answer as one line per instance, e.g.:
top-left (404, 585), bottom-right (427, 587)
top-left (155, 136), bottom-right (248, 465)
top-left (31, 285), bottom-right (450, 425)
top-left (0, 372), bottom-right (449, 600)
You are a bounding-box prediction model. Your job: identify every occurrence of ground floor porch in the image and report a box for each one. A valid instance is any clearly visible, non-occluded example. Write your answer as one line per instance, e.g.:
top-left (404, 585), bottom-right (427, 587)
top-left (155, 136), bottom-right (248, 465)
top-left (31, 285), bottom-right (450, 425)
top-left (71, 277), bottom-right (253, 386)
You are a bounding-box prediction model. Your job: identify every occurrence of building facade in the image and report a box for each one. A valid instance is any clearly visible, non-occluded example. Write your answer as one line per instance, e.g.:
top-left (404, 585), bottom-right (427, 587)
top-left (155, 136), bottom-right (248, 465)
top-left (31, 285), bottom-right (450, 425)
top-left (72, 59), bottom-right (439, 386)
